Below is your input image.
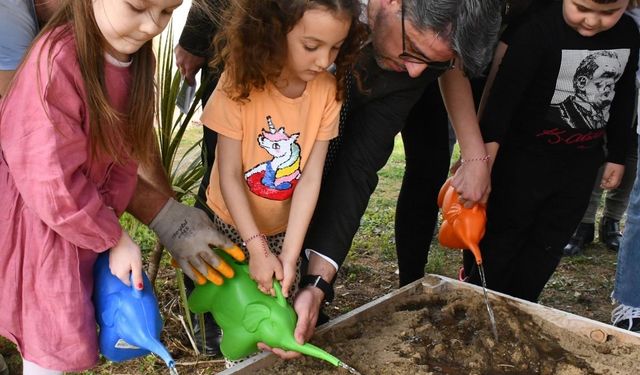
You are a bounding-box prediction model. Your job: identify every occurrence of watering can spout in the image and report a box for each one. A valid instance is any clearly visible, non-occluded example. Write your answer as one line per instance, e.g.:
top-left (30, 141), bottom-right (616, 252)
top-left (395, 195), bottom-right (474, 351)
top-left (297, 342), bottom-right (342, 367)
top-left (143, 338), bottom-right (176, 370)
top-left (467, 243), bottom-right (483, 266)
top-left (279, 337), bottom-right (341, 367)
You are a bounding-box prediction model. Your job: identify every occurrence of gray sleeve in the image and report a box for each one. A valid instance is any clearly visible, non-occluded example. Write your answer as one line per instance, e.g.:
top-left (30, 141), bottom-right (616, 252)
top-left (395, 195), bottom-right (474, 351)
top-left (0, 0), bottom-right (39, 70)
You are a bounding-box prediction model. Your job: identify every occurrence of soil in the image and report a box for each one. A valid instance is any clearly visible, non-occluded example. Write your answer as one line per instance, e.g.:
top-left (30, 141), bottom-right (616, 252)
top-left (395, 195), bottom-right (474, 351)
top-left (254, 279), bottom-right (640, 375)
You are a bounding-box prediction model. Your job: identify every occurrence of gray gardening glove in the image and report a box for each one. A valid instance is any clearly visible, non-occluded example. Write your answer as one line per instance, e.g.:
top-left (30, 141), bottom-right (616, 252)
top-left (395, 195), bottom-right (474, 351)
top-left (149, 198), bottom-right (245, 285)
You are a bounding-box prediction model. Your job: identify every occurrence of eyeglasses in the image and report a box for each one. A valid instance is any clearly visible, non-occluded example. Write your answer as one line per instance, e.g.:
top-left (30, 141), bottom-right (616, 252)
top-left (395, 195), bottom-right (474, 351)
top-left (398, 2), bottom-right (455, 71)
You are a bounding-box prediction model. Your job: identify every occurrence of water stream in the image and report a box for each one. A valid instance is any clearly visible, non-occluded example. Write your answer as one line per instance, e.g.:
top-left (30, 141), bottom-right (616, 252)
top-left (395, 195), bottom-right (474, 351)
top-left (339, 361), bottom-right (362, 374)
top-left (478, 264), bottom-right (499, 341)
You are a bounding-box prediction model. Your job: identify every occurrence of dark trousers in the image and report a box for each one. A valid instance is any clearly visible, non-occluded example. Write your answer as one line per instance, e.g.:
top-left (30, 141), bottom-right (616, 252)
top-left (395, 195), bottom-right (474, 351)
top-left (395, 82), bottom-right (450, 286)
top-left (396, 76), bottom-right (486, 287)
top-left (466, 146), bottom-right (604, 302)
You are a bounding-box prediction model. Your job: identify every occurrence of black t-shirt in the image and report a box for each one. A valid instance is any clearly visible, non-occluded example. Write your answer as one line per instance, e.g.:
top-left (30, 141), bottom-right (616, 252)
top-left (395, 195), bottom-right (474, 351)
top-left (501, 0), bottom-right (558, 43)
top-left (481, 3), bottom-right (639, 164)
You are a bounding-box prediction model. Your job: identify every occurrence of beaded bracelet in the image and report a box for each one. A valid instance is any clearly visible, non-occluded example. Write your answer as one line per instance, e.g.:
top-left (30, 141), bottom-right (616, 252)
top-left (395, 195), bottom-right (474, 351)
top-left (242, 233), bottom-right (267, 248)
top-left (460, 155), bottom-right (491, 165)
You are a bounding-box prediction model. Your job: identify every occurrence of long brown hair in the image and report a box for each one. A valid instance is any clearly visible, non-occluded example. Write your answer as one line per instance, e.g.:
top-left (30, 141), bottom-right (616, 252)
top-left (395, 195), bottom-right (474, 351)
top-left (210, 0), bottom-right (368, 101)
top-left (32, 0), bottom-right (157, 166)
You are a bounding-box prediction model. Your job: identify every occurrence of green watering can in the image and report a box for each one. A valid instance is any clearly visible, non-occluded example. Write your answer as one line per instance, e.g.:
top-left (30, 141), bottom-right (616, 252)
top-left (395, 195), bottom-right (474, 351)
top-left (187, 248), bottom-right (343, 367)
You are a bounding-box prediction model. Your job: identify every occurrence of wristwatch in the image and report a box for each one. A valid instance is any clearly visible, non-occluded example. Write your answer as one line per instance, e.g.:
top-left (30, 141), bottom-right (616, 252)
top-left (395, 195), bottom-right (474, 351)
top-left (300, 274), bottom-right (334, 303)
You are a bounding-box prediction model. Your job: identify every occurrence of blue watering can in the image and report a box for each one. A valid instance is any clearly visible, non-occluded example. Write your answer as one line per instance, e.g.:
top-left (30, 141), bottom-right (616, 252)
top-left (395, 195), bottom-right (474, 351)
top-left (93, 252), bottom-right (177, 373)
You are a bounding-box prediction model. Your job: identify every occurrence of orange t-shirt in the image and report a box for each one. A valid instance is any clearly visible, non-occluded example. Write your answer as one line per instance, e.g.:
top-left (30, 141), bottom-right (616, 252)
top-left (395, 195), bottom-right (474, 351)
top-left (201, 71), bottom-right (341, 235)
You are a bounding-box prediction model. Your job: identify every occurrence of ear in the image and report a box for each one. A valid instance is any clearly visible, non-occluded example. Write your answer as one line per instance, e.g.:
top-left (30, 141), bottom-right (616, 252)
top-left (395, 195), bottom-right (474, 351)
top-left (575, 75), bottom-right (588, 90)
top-left (383, 0), bottom-right (401, 12)
top-left (100, 295), bottom-right (119, 327)
top-left (242, 303), bottom-right (271, 333)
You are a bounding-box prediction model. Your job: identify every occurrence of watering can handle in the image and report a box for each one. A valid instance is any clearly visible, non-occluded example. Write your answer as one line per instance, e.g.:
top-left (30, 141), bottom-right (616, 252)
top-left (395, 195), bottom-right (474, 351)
top-left (272, 279), bottom-right (288, 305)
top-left (130, 273), bottom-right (144, 298)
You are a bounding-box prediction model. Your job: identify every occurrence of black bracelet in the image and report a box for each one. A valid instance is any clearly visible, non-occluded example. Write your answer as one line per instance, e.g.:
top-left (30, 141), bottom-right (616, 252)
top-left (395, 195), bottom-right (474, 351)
top-left (299, 274), bottom-right (334, 303)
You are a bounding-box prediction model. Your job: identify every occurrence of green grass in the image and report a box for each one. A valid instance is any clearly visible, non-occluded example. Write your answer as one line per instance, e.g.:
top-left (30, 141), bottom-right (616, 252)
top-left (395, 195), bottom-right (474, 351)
top-left (349, 136), bottom-right (462, 277)
top-left (350, 137), bottom-right (405, 262)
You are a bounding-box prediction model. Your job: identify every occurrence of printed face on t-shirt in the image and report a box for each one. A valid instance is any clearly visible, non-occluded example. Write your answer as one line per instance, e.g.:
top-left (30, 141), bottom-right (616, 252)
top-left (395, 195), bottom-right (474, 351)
top-left (546, 49), bottom-right (629, 131)
top-left (576, 54), bottom-right (623, 109)
top-left (562, 0), bottom-right (629, 37)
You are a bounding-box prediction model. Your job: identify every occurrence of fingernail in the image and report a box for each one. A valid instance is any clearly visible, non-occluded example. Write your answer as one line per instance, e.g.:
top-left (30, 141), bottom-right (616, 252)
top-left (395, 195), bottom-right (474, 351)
top-left (137, 282), bottom-right (143, 290)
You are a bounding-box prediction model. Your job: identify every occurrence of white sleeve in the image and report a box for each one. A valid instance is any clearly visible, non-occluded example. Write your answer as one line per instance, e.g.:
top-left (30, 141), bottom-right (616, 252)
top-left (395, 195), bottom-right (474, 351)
top-left (304, 249), bottom-right (340, 271)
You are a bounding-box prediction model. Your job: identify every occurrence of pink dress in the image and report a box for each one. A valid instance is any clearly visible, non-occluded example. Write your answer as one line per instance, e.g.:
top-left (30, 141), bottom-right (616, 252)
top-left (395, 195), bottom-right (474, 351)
top-left (0, 27), bottom-right (138, 371)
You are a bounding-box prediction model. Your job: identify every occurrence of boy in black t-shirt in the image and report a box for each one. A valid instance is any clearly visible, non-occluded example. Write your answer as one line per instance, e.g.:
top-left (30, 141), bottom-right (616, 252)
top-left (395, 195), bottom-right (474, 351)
top-left (466, 0), bottom-right (639, 302)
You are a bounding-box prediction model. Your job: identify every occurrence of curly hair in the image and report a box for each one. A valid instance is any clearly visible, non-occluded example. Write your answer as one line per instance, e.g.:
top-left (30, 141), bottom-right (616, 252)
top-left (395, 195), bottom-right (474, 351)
top-left (210, 0), bottom-right (368, 101)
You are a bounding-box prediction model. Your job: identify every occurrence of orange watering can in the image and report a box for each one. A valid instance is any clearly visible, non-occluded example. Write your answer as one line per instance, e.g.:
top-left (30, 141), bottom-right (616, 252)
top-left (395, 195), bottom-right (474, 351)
top-left (438, 178), bottom-right (499, 341)
top-left (437, 178), bottom-right (486, 265)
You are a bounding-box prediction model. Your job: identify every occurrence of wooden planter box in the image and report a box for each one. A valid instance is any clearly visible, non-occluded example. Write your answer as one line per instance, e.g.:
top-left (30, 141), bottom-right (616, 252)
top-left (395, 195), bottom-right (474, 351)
top-left (219, 275), bottom-right (640, 374)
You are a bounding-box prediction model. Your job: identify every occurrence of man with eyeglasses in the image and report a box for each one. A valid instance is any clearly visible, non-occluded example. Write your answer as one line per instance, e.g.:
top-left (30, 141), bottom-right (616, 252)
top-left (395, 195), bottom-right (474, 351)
top-left (258, 0), bottom-right (503, 360)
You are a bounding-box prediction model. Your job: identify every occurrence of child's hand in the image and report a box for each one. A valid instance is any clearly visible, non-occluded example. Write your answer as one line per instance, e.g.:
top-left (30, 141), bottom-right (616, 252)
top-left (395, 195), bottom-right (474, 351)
top-left (601, 162), bottom-right (625, 190)
top-left (247, 241), bottom-right (283, 295)
top-left (451, 159), bottom-right (491, 208)
top-left (278, 253), bottom-right (298, 298)
top-left (109, 231), bottom-right (144, 290)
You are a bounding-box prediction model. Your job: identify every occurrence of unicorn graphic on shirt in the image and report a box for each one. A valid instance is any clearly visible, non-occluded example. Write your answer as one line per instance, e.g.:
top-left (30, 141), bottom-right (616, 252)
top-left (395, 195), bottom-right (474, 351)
top-left (244, 116), bottom-right (301, 200)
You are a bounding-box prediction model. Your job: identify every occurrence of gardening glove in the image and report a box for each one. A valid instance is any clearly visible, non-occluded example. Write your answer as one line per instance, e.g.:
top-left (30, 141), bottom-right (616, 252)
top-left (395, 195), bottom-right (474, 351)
top-left (150, 198), bottom-right (245, 285)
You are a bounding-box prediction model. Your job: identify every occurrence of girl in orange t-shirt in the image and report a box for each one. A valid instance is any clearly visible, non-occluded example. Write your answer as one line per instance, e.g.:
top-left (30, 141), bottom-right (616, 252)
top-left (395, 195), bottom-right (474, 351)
top-left (200, 0), bottom-right (367, 297)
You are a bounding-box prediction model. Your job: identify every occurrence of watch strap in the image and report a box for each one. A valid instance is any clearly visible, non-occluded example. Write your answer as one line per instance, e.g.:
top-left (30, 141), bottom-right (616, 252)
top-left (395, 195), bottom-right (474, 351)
top-left (300, 274), bottom-right (334, 303)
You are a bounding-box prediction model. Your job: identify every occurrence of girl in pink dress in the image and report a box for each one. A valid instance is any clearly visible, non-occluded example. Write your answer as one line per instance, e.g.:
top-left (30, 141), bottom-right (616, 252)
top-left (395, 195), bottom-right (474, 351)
top-left (0, 0), bottom-right (182, 373)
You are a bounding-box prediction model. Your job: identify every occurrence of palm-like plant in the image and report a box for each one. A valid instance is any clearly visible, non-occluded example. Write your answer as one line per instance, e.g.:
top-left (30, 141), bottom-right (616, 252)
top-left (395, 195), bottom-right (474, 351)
top-left (147, 24), bottom-right (207, 285)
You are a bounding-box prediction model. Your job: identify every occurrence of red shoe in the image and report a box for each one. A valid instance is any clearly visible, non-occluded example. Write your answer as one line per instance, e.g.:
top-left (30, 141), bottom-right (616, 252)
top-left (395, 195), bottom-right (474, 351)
top-left (458, 267), bottom-right (469, 282)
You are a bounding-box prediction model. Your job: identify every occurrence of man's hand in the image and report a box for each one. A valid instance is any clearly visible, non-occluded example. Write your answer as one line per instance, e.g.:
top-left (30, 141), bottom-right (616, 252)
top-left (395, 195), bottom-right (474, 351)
top-left (175, 44), bottom-right (206, 86)
top-left (149, 198), bottom-right (239, 283)
top-left (258, 251), bottom-right (335, 359)
top-left (293, 286), bottom-right (324, 342)
top-left (257, 286), bottom-right (324, 359)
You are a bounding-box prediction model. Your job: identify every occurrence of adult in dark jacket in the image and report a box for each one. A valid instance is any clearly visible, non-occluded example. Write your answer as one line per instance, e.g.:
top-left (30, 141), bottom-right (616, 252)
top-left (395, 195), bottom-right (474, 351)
top-left (267, 0), bottom-right (503, 358)
top-left (155, 0), bottom-right (501, 360)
